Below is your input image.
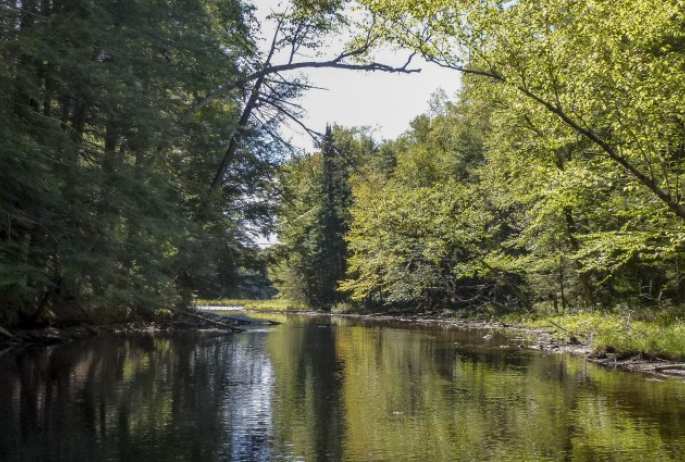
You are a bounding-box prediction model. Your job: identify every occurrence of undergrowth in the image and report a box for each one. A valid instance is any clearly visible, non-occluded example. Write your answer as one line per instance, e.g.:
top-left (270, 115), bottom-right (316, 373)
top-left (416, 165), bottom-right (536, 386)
top-left (513, 311), bottom-right (685, 360)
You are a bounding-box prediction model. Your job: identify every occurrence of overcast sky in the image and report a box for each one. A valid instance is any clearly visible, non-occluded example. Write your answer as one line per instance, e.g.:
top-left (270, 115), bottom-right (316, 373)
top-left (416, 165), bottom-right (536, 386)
top-left (252, 0), bottom-right (462, 151)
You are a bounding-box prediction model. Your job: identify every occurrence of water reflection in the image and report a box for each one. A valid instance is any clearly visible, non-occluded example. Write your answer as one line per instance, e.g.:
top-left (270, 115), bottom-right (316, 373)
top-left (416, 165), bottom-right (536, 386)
top-left (266, 320), bottom-right (345, 462)
top-left (1, 316), bottom-right (685, 462)
top-left (221, 333), bottom-right (273, 462)
top-left (0, 333), bottom-right (275, 462)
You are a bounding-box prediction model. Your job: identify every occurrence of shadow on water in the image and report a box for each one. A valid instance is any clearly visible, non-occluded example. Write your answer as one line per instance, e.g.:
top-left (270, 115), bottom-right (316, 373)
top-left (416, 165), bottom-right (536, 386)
top-left (2, 315), bottom-right (685, 461)
top-left (265, 316), bottom-right (346, 462)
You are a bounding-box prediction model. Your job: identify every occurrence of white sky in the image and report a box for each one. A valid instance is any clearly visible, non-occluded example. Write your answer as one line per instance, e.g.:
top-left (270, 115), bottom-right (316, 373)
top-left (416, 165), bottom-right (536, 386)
top-left (251, 0), bottom-right (462, 151)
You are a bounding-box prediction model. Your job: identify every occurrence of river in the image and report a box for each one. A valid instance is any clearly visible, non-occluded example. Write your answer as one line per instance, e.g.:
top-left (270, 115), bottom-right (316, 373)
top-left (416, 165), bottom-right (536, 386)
top-left (1, 313), bottom-right (684, 461)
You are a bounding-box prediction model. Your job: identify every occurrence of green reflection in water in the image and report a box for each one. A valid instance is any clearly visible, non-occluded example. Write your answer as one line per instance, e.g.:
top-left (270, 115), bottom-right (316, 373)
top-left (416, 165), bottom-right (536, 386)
top-left (258, 313), bottom-right (685, 462)
top-left (1, 315), bottom-right (685, 462)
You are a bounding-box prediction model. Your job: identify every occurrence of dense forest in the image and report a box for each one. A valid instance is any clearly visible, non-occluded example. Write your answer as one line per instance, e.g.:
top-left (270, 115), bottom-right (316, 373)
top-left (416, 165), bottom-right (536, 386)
top-left (272, 0), bottom-right (685, 316)
top-left (0, 0), bottom-right (279, 326)
top-left (2, 0), bottom-right (685, 326)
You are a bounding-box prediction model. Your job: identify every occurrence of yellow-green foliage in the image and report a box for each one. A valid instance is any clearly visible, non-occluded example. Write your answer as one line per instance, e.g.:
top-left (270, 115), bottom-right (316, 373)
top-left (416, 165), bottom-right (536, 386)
top-left (195, 299), bottom-right (309, 312)
top-left (522, 313), bottom-right (685, 360)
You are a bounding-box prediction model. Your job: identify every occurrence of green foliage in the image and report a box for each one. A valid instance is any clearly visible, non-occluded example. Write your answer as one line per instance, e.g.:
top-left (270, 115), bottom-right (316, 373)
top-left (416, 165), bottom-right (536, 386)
top-left (0, 0), bottom-right (274, 326)
top-left (334, 0), bottom-right (685, 316)
top-left (342, 177), bottom-right (492, 306)
top-left (523, 313), bottom-right (685, 360)
top-left (339, 88), bottom-right (527, 312)
top-left (272, 126), bottom-right (369, 309)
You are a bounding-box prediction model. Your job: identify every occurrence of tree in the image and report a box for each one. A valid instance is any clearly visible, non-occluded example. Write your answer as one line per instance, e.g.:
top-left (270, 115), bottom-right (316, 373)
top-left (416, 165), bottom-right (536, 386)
top-left (340, 88), bottom-right (530, 312)
top-left (351, 0), bottom-right (685, 311)
top-left (272, 126), bottom-right (372, 309)
top-left (0, 0), bottom-right (264, 325)
top-left (358, 0), bottom-right (685, 220)
top-left (182, 1), bottom-right (420, 197)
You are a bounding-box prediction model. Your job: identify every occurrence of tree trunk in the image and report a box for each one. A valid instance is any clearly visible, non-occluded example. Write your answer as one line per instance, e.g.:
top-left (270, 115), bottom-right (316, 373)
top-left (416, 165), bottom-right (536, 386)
top-left (209, 75), bottom-right (265, 193)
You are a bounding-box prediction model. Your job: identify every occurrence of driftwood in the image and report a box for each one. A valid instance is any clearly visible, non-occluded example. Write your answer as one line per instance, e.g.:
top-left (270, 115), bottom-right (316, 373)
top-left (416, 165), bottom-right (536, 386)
top-left (587, 357), bottom-right (685, 376)
top-left (650, 364), bottom-right (685, 372)
top-left (173, 309), bottom-right (244, 333)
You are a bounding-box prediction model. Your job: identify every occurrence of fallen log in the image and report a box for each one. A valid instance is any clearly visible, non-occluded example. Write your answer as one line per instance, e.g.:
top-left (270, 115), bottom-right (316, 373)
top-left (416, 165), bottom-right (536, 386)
top-left (651, 363), bottom-right (685, 372)
top-left (173, 309), bottom-right (244, 332)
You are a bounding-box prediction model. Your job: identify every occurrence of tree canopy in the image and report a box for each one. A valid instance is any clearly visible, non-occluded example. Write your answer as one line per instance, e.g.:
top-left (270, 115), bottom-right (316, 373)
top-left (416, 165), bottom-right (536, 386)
top-left (1, 0), bottom-right (273, 325)
top-left (4, 0), bottom-right (685, 324)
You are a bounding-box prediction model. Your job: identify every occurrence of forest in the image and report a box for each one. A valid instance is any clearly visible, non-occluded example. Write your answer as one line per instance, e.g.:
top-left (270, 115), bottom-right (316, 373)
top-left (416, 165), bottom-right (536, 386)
top-left (2, 0), bottom-right (685, 327)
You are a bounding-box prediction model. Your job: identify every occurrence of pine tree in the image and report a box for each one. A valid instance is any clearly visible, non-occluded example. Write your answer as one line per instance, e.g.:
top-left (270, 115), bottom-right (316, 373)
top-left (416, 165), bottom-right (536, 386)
top-left (314, 126), bottom-right (349, 306)
top-left (273, 126), bottom-right (365, 309)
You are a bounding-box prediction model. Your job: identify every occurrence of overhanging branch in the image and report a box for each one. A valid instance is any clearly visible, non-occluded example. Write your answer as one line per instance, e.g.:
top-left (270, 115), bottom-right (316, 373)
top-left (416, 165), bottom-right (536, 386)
top-left (184, 51), bottom-right (420, 122)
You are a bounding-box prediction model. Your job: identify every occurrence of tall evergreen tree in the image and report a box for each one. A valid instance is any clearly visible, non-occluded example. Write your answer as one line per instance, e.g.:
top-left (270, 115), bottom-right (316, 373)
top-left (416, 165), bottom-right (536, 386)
top-left (272, 126), bottom-right (368, 309)
top-left (315, 126), bottom-right (349, 306)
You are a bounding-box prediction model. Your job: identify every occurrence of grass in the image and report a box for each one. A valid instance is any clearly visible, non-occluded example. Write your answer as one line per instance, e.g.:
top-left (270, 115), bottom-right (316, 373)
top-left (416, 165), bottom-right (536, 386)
top-left (515, 311), bottom-right (685, 360)
top-left (194, 298), bottom-right (310, 312)
top-left (195, 299), bottom-right (685, 360)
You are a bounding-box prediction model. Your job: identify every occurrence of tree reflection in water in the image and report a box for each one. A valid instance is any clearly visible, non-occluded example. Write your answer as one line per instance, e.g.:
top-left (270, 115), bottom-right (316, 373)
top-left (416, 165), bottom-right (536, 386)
top-left (0, 333), bottom-right (276, 462)
top-left (2, 316), bottom-right (685, 462)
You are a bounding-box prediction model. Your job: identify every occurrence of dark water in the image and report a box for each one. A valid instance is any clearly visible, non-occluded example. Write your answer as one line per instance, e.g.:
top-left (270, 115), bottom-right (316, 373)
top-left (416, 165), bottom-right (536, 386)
top-left (1, 314), bottom-right (685, 462)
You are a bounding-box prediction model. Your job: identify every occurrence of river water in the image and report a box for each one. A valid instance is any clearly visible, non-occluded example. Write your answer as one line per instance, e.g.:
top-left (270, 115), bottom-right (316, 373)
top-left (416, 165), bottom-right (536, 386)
top-left (1, 314), bottom-right (684, 462)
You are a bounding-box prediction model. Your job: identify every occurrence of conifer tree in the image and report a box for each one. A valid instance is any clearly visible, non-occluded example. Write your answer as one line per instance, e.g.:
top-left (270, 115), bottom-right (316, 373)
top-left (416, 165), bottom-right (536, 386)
top-left (273, 126), bottom-right (366, 309)
top-left (315, 126), bottom-right (349, 306)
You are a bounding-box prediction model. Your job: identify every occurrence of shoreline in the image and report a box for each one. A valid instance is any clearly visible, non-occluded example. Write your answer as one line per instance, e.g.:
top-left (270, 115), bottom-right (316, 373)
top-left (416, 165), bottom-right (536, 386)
top-left (244, 309), bottom-right (685, 379)
top-left (0, 310), bottom-right (248, 348)
top-left (3, 308), bottom-right (685, 378)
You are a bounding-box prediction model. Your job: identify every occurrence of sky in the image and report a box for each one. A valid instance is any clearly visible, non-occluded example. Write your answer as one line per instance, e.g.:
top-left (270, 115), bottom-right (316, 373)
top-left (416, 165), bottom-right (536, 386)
top-left (251, 0), bottom-right (462, 151)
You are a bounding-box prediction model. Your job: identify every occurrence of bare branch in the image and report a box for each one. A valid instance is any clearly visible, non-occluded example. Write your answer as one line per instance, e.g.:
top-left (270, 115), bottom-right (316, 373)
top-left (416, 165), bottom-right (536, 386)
top-left (424, 55), bottom-right (502, 80)
top-left (265, 15), bottom-right (284, 67)
top-left (209, 75), bottom-right (266, 192)
top-left (184, 49), bottom-right (420, 121)
top-left (252, 114), bottom-right (307, 157)
top-left (259, 98), bottom-right (324, 143)
top-left (257, 94), bottom-right (304, 113)
top-left (271, 74), bottom-right (327, 91)
top-left (261, 80), bottom-right (304, 106)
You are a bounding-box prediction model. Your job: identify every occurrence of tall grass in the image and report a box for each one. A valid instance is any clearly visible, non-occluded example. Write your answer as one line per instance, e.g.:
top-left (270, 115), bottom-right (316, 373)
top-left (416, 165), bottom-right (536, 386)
top-left (194, 298), bottom-right (309, 312)
top-left (521, 312), bottom-right (685, 360)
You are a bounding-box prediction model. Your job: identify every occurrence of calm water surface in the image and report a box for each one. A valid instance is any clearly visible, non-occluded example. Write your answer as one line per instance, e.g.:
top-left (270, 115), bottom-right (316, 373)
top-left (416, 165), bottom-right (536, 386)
top-left (1, 314), bottom-right (685, 462)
